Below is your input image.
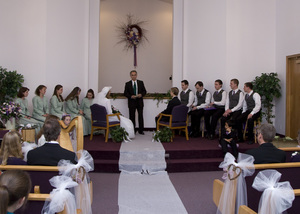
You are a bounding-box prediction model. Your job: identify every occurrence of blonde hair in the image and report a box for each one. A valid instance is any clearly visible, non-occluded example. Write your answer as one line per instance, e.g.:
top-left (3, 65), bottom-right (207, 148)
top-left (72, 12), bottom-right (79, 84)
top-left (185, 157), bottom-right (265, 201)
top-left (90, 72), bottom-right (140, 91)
top-left (0, 131), bottom-right (23, 165)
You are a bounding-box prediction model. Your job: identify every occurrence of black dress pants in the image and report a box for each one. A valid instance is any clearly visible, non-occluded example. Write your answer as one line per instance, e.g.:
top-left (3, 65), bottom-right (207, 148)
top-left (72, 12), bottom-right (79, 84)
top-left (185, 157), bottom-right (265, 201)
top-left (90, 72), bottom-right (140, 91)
top-left (236, 110), bottom-right (261, 140)
top-left (204, 108), bottom-right (224, 136)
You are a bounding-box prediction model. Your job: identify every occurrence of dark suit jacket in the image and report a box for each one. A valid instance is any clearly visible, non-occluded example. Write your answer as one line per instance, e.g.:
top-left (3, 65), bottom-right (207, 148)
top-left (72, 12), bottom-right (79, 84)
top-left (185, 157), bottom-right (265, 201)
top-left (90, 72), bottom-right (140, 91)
top-left (124, 80), bottom-right (147, 108)
top-left (245, 142), bottom-right (286, 164)
top-left (27, 143), bottom-right (77, 166)
top-left (161, 97), bottom-right (181, 115)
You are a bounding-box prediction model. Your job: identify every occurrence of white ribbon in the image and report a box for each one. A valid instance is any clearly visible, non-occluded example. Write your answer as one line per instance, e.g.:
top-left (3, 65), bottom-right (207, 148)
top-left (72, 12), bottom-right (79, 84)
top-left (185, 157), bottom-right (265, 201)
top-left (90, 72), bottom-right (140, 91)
top-left (58, 150), bottom-right (94, 214)
top-left (42, 175), bottom-right (78, 214)
top-left (217, 152), bottom-right (255, 214)
top-left (252, 169), bottom-right (295, 214)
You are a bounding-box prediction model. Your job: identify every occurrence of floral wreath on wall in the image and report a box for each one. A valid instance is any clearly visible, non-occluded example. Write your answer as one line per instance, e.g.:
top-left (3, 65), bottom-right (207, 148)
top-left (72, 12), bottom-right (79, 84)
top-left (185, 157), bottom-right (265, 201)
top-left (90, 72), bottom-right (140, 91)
top-left (117, 14), bottom-right (148, 67)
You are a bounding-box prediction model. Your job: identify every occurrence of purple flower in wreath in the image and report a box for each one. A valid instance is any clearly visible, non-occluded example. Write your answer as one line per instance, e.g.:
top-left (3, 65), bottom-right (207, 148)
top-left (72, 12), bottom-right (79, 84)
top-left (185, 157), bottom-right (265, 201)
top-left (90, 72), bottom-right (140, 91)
top-left (117, 14), bottom-right (148, 67)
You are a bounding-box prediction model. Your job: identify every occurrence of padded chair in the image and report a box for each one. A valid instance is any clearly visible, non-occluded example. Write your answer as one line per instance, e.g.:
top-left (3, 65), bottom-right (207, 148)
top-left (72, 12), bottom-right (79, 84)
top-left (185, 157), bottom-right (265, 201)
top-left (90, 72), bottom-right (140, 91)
top-left (156, 104), bottom-right (189, 142)
top-left (90, 104), bottom-right (121, 142)
top-left (243, 117), bottom-right (261, 143)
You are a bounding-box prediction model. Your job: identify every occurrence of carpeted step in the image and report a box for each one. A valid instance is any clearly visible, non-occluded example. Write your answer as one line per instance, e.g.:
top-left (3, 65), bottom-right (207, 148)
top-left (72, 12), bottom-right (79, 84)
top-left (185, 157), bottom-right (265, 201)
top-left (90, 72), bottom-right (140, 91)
top-left (93, 159), bottom-right (120, 173)
top-left (166, 158), bottom-right (224, 172)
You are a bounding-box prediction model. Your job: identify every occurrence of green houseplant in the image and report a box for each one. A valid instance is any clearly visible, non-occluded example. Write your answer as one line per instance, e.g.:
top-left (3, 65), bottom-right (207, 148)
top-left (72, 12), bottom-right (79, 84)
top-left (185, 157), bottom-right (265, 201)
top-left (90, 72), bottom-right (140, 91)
top-left (0, 66), bottom-right (24, 104)
top-left (110, 126), bottom-right (129, 143)
top-left (252, 72), bottom-right (281, 123)
top-left (153, 127), bottom-right (172, 142)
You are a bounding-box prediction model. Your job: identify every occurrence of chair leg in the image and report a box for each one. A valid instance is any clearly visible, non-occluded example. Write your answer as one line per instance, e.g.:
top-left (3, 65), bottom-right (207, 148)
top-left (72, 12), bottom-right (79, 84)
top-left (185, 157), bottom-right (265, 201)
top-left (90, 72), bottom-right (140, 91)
top-left (105, 128), bottom-right (109, 142)
top-left (254, 121), bottom-right (257, 143)
top-left (185, 127), bottom-right (189, 141)
top-left (90, 128), bottom-right (94, 140)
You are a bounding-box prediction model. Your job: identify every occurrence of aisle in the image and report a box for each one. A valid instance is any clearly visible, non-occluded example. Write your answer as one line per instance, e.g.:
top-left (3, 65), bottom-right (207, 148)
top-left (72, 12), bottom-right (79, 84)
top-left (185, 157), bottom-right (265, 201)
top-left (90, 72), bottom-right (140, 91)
top-left (118, 132), bottom-right (188, 214)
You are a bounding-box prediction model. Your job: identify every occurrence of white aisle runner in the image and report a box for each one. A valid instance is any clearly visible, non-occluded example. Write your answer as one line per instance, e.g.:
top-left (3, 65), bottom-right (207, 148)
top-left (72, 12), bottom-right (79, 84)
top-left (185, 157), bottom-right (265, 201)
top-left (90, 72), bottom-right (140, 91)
top-left (118, 132), bottom-right (188, 214)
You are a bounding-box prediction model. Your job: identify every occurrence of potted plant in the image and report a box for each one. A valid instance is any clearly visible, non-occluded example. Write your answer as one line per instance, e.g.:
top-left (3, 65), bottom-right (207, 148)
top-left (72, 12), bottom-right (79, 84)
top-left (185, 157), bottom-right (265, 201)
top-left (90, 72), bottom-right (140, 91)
top-left (252, 72), bottom-right (281, 124)
top-left (153, 127), bottom-right (172, 142)
top-left (0, 66), bottom-right (24, 104)
top-left (110, 126), bottom-right (129, 143)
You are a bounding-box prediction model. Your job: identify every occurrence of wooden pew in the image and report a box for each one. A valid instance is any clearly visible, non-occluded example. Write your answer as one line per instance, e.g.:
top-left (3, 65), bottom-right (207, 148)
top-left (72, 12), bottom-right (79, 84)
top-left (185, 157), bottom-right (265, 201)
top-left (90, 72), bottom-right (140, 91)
top-left (213, 179), bottom-right (300, 214)
top-left (213, 163), bottom-right (300, 213)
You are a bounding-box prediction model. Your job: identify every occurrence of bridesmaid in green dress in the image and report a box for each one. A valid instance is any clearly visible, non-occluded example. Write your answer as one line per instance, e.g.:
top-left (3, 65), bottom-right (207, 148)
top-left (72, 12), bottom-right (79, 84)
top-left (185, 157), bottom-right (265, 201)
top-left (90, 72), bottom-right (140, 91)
top-left (80, 89), bottom-right (94, 135)
top-left (50, 85), bottom-right (65, 118)
top-left (32, 85), bottom-right (49, 124)
top-left (65, 87), bottom-right (87, 135)
top-left (15, 87), bottom-right (41, 134)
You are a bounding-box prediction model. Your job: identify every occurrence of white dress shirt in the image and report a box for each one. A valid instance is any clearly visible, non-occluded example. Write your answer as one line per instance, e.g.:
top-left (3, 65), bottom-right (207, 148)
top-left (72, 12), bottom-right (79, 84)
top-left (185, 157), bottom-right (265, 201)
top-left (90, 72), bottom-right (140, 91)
top-left (242, 90), bottom-right (261, 115)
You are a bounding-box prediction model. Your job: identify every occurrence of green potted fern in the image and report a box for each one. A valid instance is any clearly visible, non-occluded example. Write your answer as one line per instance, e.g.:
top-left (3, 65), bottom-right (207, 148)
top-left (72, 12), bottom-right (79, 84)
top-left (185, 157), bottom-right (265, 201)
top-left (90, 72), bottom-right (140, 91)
top-left (110, 126), bottom-right (129, 143)
top-left (153, 127), bottom-right (172, 142)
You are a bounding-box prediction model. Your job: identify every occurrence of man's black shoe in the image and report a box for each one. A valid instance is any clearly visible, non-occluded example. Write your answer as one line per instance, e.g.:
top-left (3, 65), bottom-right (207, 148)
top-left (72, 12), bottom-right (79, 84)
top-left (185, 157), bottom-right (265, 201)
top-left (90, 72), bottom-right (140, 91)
top-left (209, 134), bottom-right (214, 140)
top-left (237, 138), bottom-right (245, 143)
top-left (138, 131), bottom-right (145, 135)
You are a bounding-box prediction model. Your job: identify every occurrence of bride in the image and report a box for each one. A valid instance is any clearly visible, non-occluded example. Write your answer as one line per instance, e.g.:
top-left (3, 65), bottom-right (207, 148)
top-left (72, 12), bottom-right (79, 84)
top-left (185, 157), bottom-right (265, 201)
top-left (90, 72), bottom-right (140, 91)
top-left (93, 86), bottom-right (135, 139)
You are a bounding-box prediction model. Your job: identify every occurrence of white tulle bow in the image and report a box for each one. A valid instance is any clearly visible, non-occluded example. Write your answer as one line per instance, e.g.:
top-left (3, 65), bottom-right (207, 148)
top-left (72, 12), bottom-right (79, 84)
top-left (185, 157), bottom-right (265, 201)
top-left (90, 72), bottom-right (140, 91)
top-left (58, 150), bottom-right (94, 214)
top-left (42, 175), bottom-right (78, 214)
top-left (252, 169), bottom-right (295, 214)
top-left (217, 153), bottom-right (255, 214)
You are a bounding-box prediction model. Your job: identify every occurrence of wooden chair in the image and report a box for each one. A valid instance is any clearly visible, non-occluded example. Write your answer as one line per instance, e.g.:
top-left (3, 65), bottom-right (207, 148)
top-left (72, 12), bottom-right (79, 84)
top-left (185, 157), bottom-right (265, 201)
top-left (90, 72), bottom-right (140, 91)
top-left (58, 116), bottom-right (84, 152)
top-left (90, 104), bottom-right (121, 142)
top-left (243, 118), bottom-right (261, 143)
top-left (156, 105), bottom-right (189, 142)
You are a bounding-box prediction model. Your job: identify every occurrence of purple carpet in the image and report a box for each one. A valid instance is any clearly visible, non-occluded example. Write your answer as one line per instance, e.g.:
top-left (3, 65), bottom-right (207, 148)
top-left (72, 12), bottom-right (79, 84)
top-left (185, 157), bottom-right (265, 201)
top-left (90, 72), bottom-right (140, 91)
top-left (84, 133), bottom-right (258, 173)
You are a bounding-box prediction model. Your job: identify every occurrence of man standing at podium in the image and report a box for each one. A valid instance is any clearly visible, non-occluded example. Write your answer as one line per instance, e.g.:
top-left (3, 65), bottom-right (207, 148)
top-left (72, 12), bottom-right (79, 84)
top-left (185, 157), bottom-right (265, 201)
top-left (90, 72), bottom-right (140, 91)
top-left (124, 70), bottom-right (147, 135)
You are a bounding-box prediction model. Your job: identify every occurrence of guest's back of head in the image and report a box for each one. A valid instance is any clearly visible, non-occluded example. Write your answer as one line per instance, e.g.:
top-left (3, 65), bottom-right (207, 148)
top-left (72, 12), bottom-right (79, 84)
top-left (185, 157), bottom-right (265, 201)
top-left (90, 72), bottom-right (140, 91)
top-left (0, 170), bottom-right (31, 214)
top-left (43, 118), bottom-right (61, 142)
top-left (258, 123), bottom-right (276, 143)
top-left (0, 131), bottom-right (23, 165)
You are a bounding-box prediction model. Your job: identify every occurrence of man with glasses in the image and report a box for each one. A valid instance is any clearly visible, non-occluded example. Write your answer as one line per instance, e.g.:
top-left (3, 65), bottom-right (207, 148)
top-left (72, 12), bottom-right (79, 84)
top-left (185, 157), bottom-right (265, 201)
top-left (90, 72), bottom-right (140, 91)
top-left (245, 124), bottom-right (286, 164)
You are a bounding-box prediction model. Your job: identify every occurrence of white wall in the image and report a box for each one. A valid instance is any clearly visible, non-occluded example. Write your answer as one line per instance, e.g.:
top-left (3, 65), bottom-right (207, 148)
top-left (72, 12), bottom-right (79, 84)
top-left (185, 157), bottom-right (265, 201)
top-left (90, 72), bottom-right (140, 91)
top-left (1, 0), bottom-right (299, 132)
top-left (275, 0), bottom-right (300, 135)
top-left (99, 0), bottom-right (173, 93)
top-left (0, 0), bottom-right (99, 112)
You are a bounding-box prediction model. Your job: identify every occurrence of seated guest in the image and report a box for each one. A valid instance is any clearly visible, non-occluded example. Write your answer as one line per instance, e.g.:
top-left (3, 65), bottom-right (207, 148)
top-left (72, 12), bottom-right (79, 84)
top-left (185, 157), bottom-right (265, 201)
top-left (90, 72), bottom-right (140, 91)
top-left (0, 131), bottom-right (27, 165)
top-left (27, 118), bottom-right (77, 166)
top-left (189, 81), bottom-right (211, 138)
top-left (155, 87), bottom-right (181, 123)
top-left (37, 115), bottom-right (60, 147)
top-left (236, 82), bottom-right (261, 144)
top-left (80, 89), bottom-right (94, 135)
top-left (179, 80), bottom-right (194, 111)
top-left (221, 79), bottom-right (244, 136)
top-left (204, 79), bottom-right (226, 140)
top-left (50, 84), bottom-right (66, 119)
top-left (15, 87), bottom-right (41, 134)
top-left (219, 121), bottom-right (238, 158)
top-left (0, 170), bottom-right (31, 214)
top-left (65, 87), bottom-right (88, 136)
top-left (245, 124), bottom-right (286, 164)
top-left (32, 85), bottom-right (49, 123)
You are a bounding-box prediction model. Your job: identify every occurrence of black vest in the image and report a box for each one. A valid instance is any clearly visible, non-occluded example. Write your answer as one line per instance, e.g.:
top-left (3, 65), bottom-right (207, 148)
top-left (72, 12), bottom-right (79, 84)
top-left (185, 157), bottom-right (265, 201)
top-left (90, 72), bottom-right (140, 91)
top-left (245, 92), bottom-right (255, 111)
top-left (180, 89), bottom-right (191, 105)
top-left (196, 89), bottom-right (208, 106)
top-left (229, 89), bottom-right (241, 109)
top-left (213, 89), bottom-right (224, 108)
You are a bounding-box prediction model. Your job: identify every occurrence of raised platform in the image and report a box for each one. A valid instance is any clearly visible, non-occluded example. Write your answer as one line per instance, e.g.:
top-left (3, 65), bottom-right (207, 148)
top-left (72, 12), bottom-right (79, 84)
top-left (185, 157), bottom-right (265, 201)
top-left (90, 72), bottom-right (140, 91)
top-left (84, 133), bottom-right (259, 173)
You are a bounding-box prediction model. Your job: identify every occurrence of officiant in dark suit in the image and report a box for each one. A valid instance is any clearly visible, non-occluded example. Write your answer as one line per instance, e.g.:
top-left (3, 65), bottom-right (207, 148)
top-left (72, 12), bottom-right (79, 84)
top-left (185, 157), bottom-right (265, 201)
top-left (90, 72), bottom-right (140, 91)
top-left (124, 70), bottom-right (147, 135)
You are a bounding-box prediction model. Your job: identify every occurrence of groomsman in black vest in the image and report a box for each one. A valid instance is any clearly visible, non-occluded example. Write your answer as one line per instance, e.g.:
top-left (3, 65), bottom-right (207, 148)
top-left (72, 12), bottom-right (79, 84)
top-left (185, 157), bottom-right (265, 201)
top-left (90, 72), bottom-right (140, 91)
top-left (236, 82), bottom-right (261, 144)
top-left (204, 79), bottom-right (226, 140)
top-left (221, 78), bottom-right (244, 135)
top-left (124, 70), bottom-right (147, 135)
top-left (179, 80), bottom-right (194, 111)
top-left (189, 81), bottom-right (211, 137)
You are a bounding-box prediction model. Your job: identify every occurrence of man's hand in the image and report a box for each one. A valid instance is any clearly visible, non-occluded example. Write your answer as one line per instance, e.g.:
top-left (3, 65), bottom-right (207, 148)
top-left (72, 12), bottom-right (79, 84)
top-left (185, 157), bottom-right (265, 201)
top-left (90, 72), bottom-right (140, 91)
top-left (247, 114), bottom-right (253, 119)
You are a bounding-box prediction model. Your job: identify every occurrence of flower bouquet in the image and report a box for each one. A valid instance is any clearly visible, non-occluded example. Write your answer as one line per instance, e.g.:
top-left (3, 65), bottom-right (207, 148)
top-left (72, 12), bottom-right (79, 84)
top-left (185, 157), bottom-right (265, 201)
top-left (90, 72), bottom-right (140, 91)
top-left (0, 102), bottom-right (21, 129)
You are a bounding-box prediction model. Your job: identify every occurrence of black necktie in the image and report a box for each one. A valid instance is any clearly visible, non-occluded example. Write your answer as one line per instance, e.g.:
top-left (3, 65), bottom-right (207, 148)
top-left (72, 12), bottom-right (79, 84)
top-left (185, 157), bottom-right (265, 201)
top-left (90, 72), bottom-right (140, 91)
top-left (133, 82), bottom-right (137, 95)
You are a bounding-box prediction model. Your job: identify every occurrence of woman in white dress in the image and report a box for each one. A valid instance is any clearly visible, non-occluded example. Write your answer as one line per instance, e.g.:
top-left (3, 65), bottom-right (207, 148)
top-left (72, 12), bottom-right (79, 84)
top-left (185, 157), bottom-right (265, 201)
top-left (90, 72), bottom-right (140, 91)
top-left (93, 86), bottom-right (135, 139)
